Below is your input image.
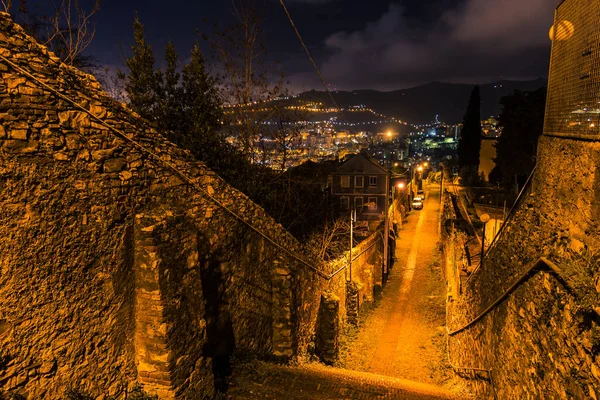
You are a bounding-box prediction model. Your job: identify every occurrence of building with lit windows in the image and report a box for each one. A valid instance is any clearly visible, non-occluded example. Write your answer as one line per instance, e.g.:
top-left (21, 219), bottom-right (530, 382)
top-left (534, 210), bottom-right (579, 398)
top-left (330, 150), bottom-right (389, 220)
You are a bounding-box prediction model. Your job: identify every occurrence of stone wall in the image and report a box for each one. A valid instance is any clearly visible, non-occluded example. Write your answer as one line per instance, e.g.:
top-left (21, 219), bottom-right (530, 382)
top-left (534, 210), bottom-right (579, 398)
top-left (0, 13), bottom-right (328, 399)
top-left (294, 230), bottom-right (384, 361)
top-left (447, 135), bottom-right (600, 399)
top-left (0, 12), bottom-right (388, 398)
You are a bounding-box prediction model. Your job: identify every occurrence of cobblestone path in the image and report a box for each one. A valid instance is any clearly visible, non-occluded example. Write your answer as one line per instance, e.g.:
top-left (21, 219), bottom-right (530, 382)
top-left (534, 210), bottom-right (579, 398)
top-left (227, 362), bottom-right (457, 399)
top-left (341, 183), bottom-right (454, 387)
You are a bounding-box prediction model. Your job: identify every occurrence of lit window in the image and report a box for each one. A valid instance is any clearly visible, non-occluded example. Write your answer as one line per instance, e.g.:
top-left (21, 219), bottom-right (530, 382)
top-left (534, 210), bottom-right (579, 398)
top-left (368, 197), bottom-right (377, 210)
top-left (341, 176), bottom-right (350, 188)
top-left (355, 176), bottom-right (364, 188)
top-left (369, 176), bottom-right (377, 186)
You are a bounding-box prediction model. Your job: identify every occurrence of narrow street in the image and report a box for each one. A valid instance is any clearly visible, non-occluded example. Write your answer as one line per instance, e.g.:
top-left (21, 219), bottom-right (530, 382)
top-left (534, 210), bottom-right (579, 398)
top-left (228, 182), bottom-right (463, 399)
top-left (340, 182), bottom-right (457, 389)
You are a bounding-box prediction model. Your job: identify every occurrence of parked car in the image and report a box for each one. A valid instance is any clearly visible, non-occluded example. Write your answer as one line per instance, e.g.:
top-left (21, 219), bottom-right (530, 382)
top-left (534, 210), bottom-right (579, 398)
top-left (412, 198), bottom-right (423, 210)
top-left (417, 189), bottom-right (425, 199)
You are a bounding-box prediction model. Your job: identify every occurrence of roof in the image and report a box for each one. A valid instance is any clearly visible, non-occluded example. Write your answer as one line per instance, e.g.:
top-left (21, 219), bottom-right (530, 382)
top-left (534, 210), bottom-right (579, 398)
top-left (336, 149), bottom-right (388, 175)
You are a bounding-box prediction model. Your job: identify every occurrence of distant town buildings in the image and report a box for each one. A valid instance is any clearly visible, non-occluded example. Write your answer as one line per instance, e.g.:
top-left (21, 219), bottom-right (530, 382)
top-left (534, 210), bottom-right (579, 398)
top-left (330, 150), bottom-right (389, 221)
top-left (481, 117), bottom-right (502, 138)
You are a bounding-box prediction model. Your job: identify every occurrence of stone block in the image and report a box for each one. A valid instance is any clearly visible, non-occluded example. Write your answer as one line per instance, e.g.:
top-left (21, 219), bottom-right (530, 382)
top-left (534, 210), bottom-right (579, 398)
top-left (10, 128), bottom-right (28, 140)
top-left (65, 134), bottom-right (81, 150)
top-left (53, 152), bottom-right (69, 161)
top-left (103, 158), bottom-right (127, 173)
top-left (2, 139), bottom-right (38, 153)
top-left (17, 85), bottom-right (43, 96)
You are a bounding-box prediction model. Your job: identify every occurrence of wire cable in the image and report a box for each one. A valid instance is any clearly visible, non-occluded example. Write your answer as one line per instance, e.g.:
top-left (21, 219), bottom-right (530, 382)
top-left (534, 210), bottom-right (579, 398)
top-left (278, 0), bottom-right (339, 110)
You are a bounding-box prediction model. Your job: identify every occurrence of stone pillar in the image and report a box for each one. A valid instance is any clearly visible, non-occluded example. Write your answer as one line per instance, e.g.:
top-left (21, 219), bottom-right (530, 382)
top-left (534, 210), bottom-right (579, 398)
top-left (272, 260), bottom-right (293, 361)
top-left (133, 214), bottom-right (175, 400)
top-left (346, 281), bottom-right (359, 327)
top-left (315, 293), bottom-right (340, 365)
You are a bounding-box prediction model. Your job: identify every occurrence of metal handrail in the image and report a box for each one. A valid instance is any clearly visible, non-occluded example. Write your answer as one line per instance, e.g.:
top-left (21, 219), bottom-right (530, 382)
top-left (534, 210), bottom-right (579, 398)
top-left (329, 232), bottom-right (384, 279)
top-left (448, 257), bottom-right (570, 336)
top-left (466, 166), bottom-right (537, 283)
top-left (445, 257), bottom-right (569, 400)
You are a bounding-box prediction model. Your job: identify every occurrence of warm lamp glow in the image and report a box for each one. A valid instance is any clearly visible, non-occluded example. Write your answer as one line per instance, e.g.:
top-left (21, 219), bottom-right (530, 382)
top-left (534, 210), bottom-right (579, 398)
top-left (387, 131), bottom-right (392, 137)
top-left (417, 166), bottom-right (423, 172)
top-left (549, 20), bottom-right (575, 41)
top-left (398, 183), bottom-right (405, 189)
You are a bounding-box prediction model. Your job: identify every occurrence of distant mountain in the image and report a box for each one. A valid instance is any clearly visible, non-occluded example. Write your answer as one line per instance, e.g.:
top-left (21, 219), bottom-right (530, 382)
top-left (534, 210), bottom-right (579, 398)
top-left (295, 79), bottom-right (548, 124)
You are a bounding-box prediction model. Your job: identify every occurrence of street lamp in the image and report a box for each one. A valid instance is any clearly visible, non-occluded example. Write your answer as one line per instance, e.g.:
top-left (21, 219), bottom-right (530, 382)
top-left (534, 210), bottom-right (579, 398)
top-left (393, 183), bottom-right (405, 229)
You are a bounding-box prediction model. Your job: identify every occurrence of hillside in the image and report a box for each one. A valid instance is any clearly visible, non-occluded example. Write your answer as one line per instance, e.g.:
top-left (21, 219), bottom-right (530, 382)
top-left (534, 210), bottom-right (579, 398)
top-left (294, 79), bottom-right (548, 124)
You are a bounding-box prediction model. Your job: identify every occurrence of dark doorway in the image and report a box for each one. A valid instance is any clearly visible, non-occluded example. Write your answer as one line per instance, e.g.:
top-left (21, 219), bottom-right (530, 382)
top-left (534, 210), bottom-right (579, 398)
top-left (200, 259), bottom-right (236, 395)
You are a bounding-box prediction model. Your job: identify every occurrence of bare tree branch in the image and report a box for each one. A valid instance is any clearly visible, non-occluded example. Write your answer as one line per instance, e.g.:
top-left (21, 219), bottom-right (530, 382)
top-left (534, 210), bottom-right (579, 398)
top-left (47, 0), bottom-right (100, 66)
top-left (0, 0), bottom-right (11, 13)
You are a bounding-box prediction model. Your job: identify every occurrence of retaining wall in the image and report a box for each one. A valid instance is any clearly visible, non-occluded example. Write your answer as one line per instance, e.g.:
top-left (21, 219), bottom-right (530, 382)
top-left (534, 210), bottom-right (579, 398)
top-left (447, 135), bottom-right (600, 399)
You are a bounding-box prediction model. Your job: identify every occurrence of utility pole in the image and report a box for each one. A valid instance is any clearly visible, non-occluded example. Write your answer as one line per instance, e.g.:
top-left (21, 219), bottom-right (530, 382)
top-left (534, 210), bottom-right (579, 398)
top-left (480, 214), bottom-right (491, 271)
top-left (440, 169), bottom-right (444, 206)
top-left (383, 174), bottom-right (389, 286)
top-left (349, 208), bottom-right (353, 282)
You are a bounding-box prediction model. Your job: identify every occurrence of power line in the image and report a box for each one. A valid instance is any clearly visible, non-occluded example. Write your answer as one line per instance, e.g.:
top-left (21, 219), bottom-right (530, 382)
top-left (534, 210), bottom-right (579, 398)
top-left (279, 0), bottom-right (339, 110)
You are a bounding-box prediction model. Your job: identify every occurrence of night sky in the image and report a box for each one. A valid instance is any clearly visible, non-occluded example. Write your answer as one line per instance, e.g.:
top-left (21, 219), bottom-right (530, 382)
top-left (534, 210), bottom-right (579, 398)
top-left (20, 0), bottom-right (557, 91)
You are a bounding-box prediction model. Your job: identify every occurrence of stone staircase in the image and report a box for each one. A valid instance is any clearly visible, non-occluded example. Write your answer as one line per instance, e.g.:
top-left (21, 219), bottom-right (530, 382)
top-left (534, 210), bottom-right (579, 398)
top-left (227, 362), bottom-right (458, 399)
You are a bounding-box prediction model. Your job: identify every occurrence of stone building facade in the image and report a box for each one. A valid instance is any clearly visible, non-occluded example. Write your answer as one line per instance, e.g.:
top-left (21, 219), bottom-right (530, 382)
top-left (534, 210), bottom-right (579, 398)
top-left (0, 13), bottom-right (384, 399)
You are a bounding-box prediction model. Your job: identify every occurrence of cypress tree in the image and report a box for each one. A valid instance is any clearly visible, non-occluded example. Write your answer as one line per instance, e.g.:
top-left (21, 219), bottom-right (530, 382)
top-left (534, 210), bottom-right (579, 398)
top-left (178, 44), bottom-right (228, 167)
top-left (493, 88), bottom-right (546, 191)
top-left (156, 41), bottom-right (183, 140)
top-left (120, 16), bottom-right (158, 120)
top-left (457, 85), bottom-right (482, 183)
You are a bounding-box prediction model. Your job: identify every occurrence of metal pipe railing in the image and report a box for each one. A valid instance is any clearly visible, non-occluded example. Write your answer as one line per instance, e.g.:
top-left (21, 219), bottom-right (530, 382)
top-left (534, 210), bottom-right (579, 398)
top-left (448, 257), bottom-right (570, 336)
top-left (466, 166), bottom-right (537, 284)
top-left (445, 256), bottom-right (569, 399)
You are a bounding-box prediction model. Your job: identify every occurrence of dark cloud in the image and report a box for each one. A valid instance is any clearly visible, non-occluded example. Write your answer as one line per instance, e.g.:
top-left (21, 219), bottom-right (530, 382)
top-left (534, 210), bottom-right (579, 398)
top-left (294, 0), bottom-right (555, 90)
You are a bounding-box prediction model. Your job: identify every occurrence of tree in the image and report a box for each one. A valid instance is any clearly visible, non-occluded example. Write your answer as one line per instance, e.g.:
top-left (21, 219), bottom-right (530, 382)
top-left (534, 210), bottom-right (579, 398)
top-left (494, 88), bottom-right (546, 192)
top-left (15, 0), bottom-right (100, 68)
top-left (91, 66), bottom-right (127, 102)
top-left (210, 0), bottom-right (288, 164)
top-left (1, 1), bottom-right (11, 13)
top-left (306, 216), bottom-right (350, 262)
top-left (119, 18), bottom-right (259, 193)
top-left (457, 85), bottom-right (482, 184)
top-left (177, 43), bottom-right (242, 179)
top-left (119, 16), bottom-right (158, 120)
top-left (155, 41), bottom-right (182, 137)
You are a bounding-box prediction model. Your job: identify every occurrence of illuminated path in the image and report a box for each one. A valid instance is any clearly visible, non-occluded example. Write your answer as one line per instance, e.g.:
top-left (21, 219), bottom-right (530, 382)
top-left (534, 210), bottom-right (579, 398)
top-left (340, 183), bottom-right (458, 390)
top-left (227, 183), bottom-right (463, 399)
